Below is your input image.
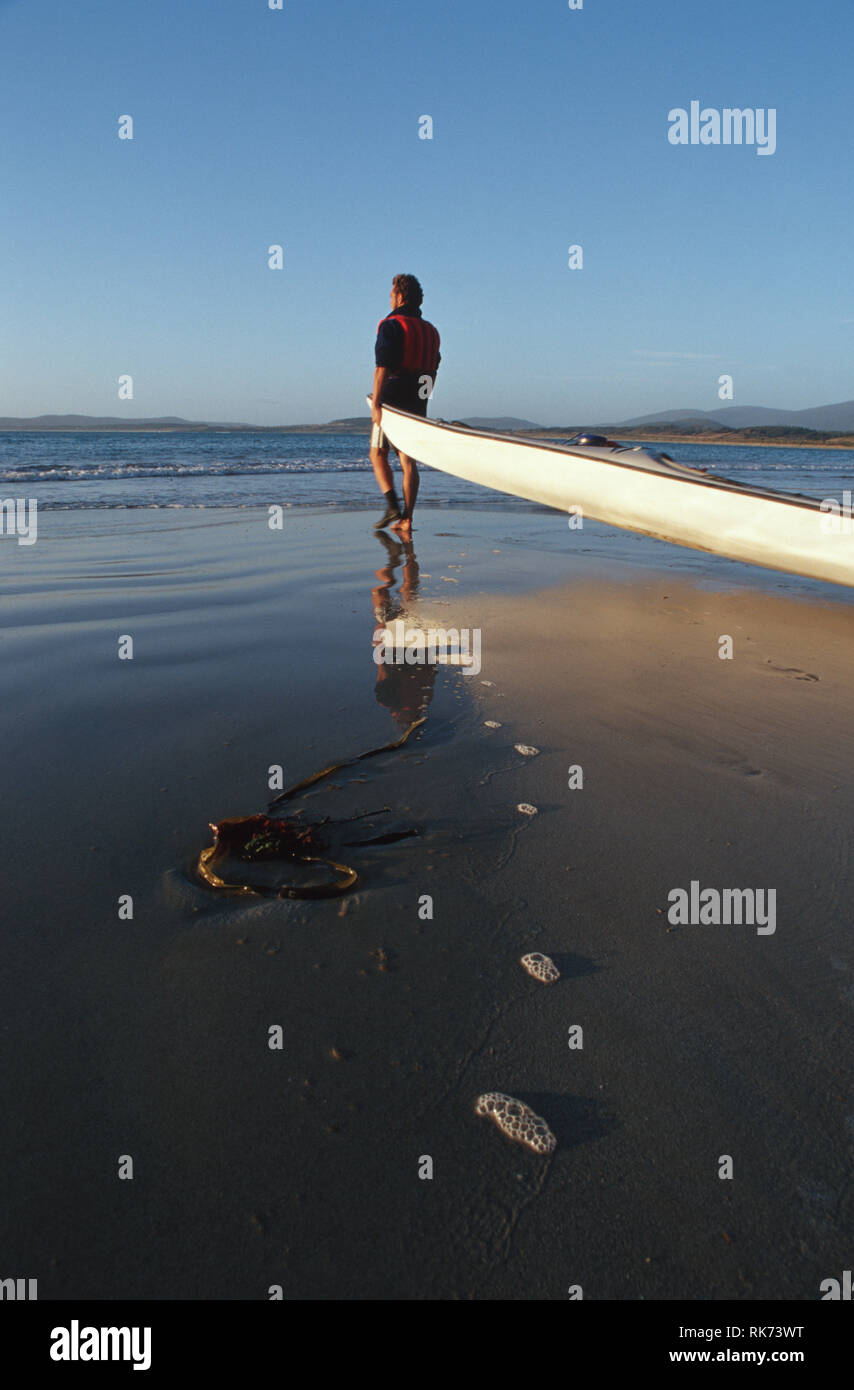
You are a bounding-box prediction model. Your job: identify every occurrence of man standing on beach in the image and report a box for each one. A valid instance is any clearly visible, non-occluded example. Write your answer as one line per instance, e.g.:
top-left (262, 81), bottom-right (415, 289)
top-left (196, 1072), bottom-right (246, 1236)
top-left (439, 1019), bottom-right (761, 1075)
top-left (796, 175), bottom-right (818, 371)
top-left (370, 274), bottom-right (440, 535)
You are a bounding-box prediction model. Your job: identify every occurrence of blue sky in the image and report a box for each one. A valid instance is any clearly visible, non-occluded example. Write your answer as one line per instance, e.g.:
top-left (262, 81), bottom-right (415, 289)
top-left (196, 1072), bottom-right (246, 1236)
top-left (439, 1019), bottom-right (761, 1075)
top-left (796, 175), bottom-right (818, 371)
top-left (1, 0), bottom-right (851, 426)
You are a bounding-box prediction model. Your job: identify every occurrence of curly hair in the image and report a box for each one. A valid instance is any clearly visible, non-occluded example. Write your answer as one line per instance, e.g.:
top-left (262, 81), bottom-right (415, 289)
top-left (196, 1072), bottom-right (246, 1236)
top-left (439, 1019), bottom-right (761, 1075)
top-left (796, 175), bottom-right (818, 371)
top-left (392, 273), bottom-right (423, 308)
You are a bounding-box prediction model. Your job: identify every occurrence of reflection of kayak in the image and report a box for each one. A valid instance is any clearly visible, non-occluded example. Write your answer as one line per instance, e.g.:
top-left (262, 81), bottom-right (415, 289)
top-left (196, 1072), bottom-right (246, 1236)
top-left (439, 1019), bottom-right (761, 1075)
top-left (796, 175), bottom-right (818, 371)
top-left (370, 398), bottom-right (854, 588)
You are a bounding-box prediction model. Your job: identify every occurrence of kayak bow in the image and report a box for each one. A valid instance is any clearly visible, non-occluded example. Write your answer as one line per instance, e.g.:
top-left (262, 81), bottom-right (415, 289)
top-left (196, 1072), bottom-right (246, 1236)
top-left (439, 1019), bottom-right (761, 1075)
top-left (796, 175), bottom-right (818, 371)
top-left (370, 399), bottom-right (854, 588)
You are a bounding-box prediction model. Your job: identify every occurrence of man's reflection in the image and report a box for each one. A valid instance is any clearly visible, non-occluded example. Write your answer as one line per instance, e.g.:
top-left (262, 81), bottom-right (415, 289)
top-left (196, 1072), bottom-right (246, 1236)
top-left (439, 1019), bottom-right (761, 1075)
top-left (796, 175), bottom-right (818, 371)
top-left (371, 532), bottom-right (437, 729)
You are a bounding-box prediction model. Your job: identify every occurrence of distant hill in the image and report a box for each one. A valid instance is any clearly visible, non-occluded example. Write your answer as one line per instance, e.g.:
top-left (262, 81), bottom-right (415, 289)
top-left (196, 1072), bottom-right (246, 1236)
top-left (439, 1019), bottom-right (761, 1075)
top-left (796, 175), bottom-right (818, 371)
top-left (0, 413), bottom-right (371, 433)
top-left (603, 400), bottom-right (854, 433)
top-left (719, 401), bottom-right (854, 431)
top-left (593, 416), bottom-right (723, 435)
top-left (0, 414), bottom-right (259, 431)
top-left (0, 412), bottom-right (538, 432)
top-left (461, 416), bottom-right (540, 431)
top-left (595, 408), bottom-right (712, 428)
top-left (3, 400), bottom-right (854, 436)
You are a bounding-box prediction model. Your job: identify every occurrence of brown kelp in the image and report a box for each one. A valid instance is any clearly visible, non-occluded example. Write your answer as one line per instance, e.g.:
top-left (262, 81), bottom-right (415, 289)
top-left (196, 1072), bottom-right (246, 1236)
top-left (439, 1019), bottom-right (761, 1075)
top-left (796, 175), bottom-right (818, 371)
top-left (196, 716), bottom-right (425, 900)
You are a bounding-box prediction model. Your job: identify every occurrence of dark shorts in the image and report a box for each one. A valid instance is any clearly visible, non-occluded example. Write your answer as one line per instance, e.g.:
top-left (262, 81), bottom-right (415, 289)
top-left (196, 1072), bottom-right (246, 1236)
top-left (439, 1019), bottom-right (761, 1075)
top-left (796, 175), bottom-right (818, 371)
top-left (383, 377), bottom-right (430, 415)
top-left (371, 376), bottom-right (431, 451)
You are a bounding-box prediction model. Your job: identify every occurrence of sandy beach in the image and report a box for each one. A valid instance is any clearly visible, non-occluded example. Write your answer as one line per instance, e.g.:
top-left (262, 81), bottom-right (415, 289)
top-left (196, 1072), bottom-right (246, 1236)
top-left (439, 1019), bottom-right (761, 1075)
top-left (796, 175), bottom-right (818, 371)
top-left (1, 506), bottom-right (852, 1300)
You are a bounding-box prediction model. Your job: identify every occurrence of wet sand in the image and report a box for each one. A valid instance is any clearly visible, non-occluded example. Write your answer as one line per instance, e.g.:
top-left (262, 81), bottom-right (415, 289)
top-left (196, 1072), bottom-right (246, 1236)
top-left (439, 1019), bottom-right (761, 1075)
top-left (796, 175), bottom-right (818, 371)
top-left (1, 507), bottom-right (852, 1299)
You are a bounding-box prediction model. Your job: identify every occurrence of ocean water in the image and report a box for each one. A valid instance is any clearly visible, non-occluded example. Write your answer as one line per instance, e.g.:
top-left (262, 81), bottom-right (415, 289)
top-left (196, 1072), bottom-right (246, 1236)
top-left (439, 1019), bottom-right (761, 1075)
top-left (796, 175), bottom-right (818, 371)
top-left (1, 429), bottom-right (852, 512)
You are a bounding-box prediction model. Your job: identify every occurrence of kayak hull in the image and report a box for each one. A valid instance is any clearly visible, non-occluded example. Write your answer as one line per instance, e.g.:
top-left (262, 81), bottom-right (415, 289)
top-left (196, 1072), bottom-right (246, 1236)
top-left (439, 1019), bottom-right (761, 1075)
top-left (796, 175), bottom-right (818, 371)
top-left (371, 400), bottom-right (854, 588)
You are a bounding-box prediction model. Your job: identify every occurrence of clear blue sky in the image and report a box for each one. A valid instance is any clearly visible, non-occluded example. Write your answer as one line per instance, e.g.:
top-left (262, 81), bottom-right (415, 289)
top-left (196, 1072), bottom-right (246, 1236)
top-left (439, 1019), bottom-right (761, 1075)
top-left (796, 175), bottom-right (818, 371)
top-left (1, 0), bottom-right (851, 426)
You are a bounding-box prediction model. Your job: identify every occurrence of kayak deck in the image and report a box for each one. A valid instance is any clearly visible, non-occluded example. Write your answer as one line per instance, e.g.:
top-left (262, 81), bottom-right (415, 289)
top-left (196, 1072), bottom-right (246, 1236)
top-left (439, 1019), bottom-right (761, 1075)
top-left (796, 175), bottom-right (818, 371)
top-left (427, 416), bottom-right (826, 513)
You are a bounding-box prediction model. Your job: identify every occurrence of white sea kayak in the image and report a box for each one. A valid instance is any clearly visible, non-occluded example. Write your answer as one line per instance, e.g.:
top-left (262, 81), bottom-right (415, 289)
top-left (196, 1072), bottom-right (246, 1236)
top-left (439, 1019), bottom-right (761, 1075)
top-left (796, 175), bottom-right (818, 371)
top-left (370, 399), bottom-right (854, 588)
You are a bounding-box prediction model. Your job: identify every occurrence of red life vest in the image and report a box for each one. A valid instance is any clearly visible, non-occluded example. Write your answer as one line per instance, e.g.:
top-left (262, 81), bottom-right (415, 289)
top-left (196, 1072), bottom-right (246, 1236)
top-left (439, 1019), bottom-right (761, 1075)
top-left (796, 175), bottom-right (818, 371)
top-left (376, 312), bottom-right (440, 375)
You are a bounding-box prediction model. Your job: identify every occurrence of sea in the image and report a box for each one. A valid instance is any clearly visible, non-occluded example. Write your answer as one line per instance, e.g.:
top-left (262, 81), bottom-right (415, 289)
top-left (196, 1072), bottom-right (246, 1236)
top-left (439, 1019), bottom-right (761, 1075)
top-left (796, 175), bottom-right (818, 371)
top-left (3, 429), bottom-right (854, 599)
top-left (1, 430), bottom-right (852, 513)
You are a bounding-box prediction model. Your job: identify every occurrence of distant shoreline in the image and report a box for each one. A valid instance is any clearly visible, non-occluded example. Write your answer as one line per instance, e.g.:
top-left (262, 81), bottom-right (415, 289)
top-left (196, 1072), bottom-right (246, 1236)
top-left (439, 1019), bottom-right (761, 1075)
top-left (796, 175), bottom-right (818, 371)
top-left (2, 423), bottom-right (853, 450)
top-left (522, 429), bottom-right (854, 451)
top-left (0, 424), bottom-right (366, 435)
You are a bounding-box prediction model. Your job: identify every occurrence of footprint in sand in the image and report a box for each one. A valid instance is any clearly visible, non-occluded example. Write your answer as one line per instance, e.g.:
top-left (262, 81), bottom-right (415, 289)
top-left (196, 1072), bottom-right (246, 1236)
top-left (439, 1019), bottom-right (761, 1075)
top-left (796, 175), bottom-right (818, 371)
top-left (765, 662), bottom-right (819, 681)
top-left (722, 760), bottom-right (763, 778)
